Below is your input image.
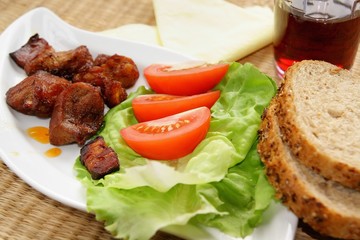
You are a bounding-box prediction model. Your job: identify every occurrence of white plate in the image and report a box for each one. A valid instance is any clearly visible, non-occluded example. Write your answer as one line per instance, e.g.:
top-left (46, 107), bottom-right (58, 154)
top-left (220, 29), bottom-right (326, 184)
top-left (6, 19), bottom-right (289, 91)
top-left (0, 7), bottom-right (297, 240)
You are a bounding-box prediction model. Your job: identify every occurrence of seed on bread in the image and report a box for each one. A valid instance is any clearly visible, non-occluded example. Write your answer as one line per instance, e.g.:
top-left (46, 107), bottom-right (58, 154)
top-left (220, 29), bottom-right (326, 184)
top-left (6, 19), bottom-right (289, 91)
top-left (258, 100), bottom-right (360, 239)
top-left (276, 60), bottom-right (360, 190)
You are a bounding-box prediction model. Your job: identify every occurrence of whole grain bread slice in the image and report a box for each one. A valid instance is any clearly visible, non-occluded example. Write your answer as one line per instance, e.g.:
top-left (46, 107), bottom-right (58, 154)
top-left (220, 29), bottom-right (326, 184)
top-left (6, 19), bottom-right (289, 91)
top-left (258, 101), bottom-right (360, 239)
top-left (276, 60), bottom-right (360, 190)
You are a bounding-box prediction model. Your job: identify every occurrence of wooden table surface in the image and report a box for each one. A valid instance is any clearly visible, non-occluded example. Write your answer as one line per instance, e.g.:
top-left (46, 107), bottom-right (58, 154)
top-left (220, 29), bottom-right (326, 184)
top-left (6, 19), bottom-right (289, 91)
top-left (1, 0), bottom-right (358, 239)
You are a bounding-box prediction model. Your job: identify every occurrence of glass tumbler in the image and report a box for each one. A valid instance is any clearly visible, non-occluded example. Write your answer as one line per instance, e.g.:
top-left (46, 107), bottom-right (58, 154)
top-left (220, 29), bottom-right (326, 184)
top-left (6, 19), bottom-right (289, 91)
top-left (273, 0), bottom-right (360, 77)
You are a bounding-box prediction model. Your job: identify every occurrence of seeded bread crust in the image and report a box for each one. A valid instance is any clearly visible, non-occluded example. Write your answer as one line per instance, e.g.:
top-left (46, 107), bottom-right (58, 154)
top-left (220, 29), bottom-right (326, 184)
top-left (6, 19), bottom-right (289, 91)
top-left (258, 101), bottom-right (360, 239)
top-left (276, 60), bottom-right (360, 190)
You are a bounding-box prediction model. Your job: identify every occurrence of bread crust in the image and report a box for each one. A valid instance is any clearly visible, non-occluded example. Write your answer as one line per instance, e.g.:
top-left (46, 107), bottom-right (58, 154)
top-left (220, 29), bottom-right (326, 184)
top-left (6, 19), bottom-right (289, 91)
top-left (276, 60), bottom-right (360, 190)
top-left (258, 101), bottom-right (360, 239)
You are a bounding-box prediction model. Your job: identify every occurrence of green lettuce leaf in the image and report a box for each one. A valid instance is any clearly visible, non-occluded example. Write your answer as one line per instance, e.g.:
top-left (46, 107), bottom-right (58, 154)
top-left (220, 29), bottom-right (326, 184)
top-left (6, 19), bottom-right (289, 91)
top-left (86, 184), bottom-right (221, 240)
top-left (193, 141), bottom-right (275, 237)
top-left (75, 62), bottom-right (277, 240)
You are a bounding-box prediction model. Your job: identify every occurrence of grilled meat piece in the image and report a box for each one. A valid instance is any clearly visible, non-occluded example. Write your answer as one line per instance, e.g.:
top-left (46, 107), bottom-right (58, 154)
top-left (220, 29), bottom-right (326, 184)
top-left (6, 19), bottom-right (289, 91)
top-left (49, 82), bottom-right (104, 146)
top-left (102, 54), bottom-right (139, 88)
top-left (9, 34), bottom-right (54, 69)
top-left (10, 34), bottom-right (94, 79)
top-left (100, 54), bottom-right (139, 88)
top-left (5, 71), bottom-right (71, 118)
top-left (73, 62), bottom-right (128, 108)
top-left (73, 66), bottom-right (106, 87)
top-left (103, 80), bottom-right (127, 108)
top-left (24, 45), bottom-right (94, 79)
top-left (80, 136), bottom-right (120, 180)
top-left (93, 54), bottom-right (111, 66)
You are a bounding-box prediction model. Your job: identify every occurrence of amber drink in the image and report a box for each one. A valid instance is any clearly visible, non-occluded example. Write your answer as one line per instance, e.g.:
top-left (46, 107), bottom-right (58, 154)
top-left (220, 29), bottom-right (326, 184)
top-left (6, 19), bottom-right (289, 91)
top-left (274, 0), bottom-right (360, 77)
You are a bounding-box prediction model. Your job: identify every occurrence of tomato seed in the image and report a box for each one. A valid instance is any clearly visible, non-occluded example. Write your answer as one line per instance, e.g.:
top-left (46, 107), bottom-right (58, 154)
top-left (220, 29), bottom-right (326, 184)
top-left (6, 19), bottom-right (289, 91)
top-left (134, 119), bottom-right (192, 134)
top-left (135, 125), bottom-right (144, 131)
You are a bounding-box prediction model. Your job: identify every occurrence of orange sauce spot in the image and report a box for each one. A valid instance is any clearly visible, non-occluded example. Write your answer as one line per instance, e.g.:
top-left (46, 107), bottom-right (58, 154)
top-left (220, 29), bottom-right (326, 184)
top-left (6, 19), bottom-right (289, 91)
top-left (27, 126), bottom-right (63, 158)
top-left (27, 126), bottom-right (49, 144)
top-left (44, 148), bottom-right (62, 158)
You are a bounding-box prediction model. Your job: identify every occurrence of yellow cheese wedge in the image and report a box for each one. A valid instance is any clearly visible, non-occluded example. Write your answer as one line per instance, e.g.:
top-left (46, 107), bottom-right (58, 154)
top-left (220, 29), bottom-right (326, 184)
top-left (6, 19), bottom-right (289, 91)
top-left (99, 24), bottom-right (162, 45)
top-left (243, 6), bottom-right (274, 20)
top-left (153, 0), bottom-right (274, 63)
top-left (97, 1), bottom-right (274, 63)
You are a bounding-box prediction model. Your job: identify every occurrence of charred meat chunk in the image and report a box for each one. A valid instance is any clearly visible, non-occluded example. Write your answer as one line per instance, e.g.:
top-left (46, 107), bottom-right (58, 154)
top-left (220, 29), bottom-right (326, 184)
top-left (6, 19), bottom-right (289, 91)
top-left (49, 82), bottom-right (104, 146)
top-left (10, 34), bottom-right (94, 79)
top-left (24, 45), bottom-right (94, 79)
top-left (5, 71), bottom-right (71, 118)
top-left (80, 136), bottom-right (119, 180)
top-left (73, 66), bottom-right (107, 87)
top-left (73, 66), bottom-right (128, 108)
top-left (94, 54), bottom-right (139, 88)
top-left (9, 34), bottom-right (54, 69)
top-left (103, 80), bottom-right (128, 108)
top-left (93, 54), bottom-right (111, 66)
top-left (99, 54), bottom-right (139, 88)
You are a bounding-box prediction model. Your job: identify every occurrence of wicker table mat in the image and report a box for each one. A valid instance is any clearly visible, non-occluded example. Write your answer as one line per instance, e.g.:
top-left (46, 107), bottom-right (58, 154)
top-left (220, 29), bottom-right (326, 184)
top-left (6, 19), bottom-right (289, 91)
top-left (1, 0), bottom-right (359, 239)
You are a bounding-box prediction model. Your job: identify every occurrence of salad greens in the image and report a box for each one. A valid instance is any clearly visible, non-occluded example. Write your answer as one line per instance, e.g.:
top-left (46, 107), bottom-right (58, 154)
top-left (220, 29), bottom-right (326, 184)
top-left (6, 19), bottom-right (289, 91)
top-left (75, 62), bottom-right (277, 240)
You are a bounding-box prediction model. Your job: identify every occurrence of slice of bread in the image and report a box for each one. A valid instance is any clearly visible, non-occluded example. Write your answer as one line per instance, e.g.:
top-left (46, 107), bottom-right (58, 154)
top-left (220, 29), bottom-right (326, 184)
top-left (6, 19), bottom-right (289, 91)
top-left (276, 60), bottom-right (360, 190)
top-left (258, 101), bottom-right (360, 239)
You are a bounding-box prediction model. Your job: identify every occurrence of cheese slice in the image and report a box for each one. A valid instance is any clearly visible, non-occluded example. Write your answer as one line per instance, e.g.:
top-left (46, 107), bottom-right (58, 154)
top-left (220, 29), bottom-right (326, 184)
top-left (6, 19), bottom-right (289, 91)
top-left (97, 1), bottom-right (274, 63)
top-left (99, 24), bottom-right (162, 45)
top-left (153, 0), bottom-right (274, 63)
top-left (243, 6), bottom-right (274, 20)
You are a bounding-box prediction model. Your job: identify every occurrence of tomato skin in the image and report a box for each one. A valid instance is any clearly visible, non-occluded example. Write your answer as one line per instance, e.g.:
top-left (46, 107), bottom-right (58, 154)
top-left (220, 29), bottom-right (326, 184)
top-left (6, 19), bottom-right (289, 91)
top-left (144, 63), bottom-right (229, 95)
top-left (132, 90), bottom-right (220, 122)
top-left (120, 107), bottom-right (210, 160)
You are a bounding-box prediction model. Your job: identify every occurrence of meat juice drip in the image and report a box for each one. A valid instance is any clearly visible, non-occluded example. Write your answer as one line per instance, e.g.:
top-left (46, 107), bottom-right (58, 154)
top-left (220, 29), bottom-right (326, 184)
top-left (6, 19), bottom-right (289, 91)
top-left (274, 0), bottom-right (360, 76)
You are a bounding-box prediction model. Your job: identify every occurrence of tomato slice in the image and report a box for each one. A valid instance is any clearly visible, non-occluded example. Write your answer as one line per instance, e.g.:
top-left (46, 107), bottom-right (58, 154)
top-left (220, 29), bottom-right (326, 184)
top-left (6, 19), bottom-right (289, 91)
top-left (120, 107), bottom-right (210, 160)
top-left (143, 62), bottom-right (229, 95)
top-left (132, 90), bottom-right (220, 122)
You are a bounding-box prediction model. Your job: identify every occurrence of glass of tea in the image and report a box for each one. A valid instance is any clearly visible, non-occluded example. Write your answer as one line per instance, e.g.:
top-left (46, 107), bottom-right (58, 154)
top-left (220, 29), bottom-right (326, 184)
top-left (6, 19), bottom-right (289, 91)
top-left (274, 0), bottom-right (360, 77)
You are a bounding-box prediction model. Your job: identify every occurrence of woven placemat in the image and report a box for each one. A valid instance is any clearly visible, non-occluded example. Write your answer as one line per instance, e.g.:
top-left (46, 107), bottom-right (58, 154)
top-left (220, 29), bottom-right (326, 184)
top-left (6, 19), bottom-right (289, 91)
top-left (1, 0), bottom-right (359, 240)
